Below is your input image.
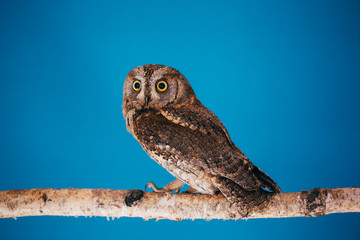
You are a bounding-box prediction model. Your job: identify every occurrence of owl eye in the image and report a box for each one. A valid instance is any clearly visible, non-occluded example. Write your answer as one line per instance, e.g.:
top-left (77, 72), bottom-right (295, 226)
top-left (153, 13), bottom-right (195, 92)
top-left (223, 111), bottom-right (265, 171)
top-left (133, 80), bottom-right (141, 92)
top-left (156, 80), bottom-right (168, 92)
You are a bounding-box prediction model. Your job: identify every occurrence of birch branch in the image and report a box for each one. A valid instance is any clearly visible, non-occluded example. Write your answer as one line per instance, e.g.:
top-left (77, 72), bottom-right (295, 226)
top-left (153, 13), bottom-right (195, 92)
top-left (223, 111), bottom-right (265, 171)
top-left (0, 187), bottom-right (359, 220)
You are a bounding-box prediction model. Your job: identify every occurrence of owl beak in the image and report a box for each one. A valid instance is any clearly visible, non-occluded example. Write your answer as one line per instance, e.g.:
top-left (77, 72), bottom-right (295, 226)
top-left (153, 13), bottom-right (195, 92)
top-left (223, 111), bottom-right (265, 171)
top-left (144, 94), bottom-right (151, 106)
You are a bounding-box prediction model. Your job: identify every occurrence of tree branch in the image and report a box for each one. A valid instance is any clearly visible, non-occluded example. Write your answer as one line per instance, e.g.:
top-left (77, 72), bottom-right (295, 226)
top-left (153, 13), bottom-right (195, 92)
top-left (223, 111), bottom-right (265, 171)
top-left (0, 187), bottom-right (358, 220)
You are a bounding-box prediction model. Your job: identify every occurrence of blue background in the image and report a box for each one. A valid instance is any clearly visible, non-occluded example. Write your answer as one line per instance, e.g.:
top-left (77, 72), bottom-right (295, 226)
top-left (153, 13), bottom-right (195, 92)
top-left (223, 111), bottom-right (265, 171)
top-left (0, 1), bottom-right (359, 239)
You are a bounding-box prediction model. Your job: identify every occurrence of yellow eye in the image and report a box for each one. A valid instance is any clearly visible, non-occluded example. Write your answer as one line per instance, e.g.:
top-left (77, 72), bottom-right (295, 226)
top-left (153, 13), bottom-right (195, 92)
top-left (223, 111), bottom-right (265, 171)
top-left (156, 80), bottom-right (168, 92)
top-left (132, 80), bottom-right (141, 91)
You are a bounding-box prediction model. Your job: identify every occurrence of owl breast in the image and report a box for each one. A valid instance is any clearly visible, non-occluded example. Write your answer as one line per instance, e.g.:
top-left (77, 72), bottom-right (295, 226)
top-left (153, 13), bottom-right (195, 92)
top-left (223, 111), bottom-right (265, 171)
top-left (132, 110), bottom-right (219, 194)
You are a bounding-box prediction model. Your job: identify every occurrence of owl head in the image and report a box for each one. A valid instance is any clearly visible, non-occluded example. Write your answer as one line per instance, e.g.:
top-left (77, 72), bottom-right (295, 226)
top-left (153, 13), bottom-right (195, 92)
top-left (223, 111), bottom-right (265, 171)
top-left (122, 64), bottom-right (196, 115)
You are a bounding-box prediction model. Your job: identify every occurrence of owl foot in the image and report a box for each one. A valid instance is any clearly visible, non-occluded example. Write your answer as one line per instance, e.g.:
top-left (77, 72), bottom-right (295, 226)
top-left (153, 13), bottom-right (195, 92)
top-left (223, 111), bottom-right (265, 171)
top-left (163, 179), bottom-right (184, 193)
top-left (183, 187), bottom-right (197, 194)
top-left (145, 179), bottom-right (185, 193)
top-left (145, 181), bottom-right (172, 194)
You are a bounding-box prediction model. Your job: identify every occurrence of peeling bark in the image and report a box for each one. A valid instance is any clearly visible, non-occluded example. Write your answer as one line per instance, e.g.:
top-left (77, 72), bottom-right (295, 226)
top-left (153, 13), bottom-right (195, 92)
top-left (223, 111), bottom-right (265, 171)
top-left (0, 187), bottom-right (358, 220)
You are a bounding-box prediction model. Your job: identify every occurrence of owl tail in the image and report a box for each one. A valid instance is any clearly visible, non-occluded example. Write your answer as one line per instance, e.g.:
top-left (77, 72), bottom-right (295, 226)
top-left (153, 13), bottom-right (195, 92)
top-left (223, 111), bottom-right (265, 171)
top-left (216, 177), bottom-right (276, 217)
top-left (251, 165), bottom-right (282, 193)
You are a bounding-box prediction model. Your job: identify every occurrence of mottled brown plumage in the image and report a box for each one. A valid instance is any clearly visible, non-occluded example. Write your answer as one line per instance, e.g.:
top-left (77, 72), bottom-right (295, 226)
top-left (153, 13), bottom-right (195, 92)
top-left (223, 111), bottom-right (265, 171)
top-left (122, 64), bottom-right (281, 215)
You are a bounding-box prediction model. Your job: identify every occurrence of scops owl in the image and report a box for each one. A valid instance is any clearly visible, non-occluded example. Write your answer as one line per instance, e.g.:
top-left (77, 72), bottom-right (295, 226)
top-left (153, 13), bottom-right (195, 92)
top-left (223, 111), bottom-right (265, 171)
top-left (122, 64), bottom-right (281, 215)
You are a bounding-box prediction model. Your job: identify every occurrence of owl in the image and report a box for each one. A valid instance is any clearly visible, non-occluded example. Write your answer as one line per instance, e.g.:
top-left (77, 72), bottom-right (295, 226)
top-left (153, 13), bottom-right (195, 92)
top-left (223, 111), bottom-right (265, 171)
top-left (122, 64), bottom-right (281, 216)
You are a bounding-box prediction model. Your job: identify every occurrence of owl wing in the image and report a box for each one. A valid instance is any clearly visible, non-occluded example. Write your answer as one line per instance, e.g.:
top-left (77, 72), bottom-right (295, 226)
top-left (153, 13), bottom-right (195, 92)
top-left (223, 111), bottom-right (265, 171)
top-left (156, 100), bottom-right (280, 193)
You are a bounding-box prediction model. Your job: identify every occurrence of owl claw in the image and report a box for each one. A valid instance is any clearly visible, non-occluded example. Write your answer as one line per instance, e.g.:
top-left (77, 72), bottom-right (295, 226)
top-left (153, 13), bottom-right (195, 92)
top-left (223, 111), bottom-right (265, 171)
top-left (145, 181), bottom-right (172, 193)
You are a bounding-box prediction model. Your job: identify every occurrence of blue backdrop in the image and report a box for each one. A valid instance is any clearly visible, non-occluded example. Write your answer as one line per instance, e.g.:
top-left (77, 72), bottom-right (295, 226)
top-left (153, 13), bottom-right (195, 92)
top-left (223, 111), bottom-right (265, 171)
top-left (0, 1), bottom-right (359, 239)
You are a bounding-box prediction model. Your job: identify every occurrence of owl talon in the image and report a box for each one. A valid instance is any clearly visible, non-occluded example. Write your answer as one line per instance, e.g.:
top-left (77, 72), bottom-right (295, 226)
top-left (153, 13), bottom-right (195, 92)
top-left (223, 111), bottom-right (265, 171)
top-left (145, 181), bottom-right (172, 193)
